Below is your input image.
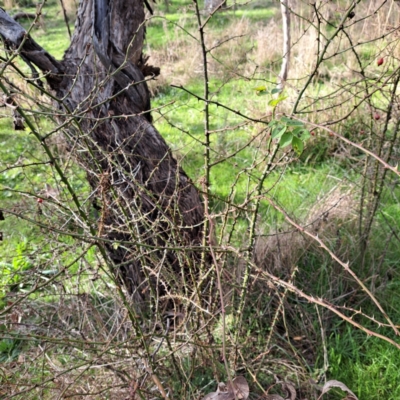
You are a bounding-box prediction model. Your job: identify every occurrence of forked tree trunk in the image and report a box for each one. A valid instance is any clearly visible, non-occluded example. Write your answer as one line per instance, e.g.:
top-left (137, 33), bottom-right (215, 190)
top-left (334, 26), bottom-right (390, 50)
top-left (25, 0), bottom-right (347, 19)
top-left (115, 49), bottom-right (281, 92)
top-left (0, 0), bottom-right (209, 316)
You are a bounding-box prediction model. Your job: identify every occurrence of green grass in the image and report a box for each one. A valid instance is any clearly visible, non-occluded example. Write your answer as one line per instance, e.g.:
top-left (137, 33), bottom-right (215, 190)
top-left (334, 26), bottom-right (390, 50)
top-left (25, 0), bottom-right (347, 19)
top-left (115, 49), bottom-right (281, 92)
top-left (328, 327), bottom-right (400, 399)
top-left (147, 7), bottom-right (276, 49)
top-left (10, 0), bottom-right (72, 59)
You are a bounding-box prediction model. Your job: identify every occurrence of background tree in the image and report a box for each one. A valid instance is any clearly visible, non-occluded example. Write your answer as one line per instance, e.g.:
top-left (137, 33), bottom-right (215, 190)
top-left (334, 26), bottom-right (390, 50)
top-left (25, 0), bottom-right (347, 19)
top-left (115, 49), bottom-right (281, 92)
top-left (204, 0), bottom-right (226, 14)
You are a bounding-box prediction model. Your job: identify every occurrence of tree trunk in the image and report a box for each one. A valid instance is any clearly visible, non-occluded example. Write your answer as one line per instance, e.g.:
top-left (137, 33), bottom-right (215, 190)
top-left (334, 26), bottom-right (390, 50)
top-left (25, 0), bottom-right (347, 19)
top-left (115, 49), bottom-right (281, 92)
top-left (3, 0), bottom-right (14, 10)
top-left (0, 0), bottom-right (209, 317)
top-left (278, 0), bottom-right (291, 91)
top-left (204, 0), bottom-right (226, 14)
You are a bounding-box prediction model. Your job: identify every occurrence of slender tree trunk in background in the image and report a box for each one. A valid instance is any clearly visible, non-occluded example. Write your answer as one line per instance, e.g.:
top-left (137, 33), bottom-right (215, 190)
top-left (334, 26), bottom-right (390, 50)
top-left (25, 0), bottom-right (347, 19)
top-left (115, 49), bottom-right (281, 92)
top-left (0, 0), bottom-right (208, 316)
top-left (3, 0), bottom-right (14, 10)
top-left (278, 0), bottom-right (291, 91)
top-left (63, 0), bottom-right (78, 16)
top-left (164, 0), bottom-right (170, 13)
top-left (204, 0), bottom-right (226, 14)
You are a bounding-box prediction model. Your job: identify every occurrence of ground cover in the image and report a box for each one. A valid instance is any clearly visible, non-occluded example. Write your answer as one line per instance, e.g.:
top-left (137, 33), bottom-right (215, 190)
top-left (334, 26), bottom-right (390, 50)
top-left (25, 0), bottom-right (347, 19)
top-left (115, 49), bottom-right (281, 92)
top-left (1, 0), bottom-right (400, 399)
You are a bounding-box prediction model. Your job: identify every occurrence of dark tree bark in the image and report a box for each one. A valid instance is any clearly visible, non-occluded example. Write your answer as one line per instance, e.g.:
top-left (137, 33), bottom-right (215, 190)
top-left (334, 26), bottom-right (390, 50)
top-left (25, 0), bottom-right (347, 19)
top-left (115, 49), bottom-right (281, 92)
top-left (0, 1), bottom-right (210, 316)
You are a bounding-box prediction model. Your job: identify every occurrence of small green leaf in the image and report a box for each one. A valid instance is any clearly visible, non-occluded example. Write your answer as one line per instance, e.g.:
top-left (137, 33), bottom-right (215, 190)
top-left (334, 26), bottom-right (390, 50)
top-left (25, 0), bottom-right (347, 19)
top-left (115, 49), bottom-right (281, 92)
top-left (268, 120), bottom-right (278, 127)
top-left (280, 132), bottom-right (293, 147)
top-left (253, 85), bottom-right (267, 92)
top-left (292, 127), bottom-right (311, 141)
top-left (271, 125), bottom-right (287, 139)
top-left (271, 88), bottom-right (281, 94)
top-left (291, 127), bottom-right (311, 141)
top-left (254, 85), bottom-right (269, 95)
top-left (292, 127), bottom-right (304, 136)
top-left (292, 136), bottom-right (304, 155)
top-left (268, 95), bottom-right (288, 107)
top-left (280, 117), bottom-right (304, 126)
top-left (300, 129), bottom-right (311, 141)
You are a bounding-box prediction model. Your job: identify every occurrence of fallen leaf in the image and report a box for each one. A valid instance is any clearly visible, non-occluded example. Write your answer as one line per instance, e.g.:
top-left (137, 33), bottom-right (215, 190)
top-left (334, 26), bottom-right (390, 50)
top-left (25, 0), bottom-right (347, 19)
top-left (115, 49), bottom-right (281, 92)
top-left (263, 379), bottom-right (296, 400)
top-left (201, 392), bottom-right (234, 400)
top-left (201, 376), bottom-right (249, 400)
top-left (282, 381), bottom-right (296, 400)
top-left (318, 380), bottom-right (358, 400)
top-left (228, 376), bottom-right (249, 399)
top-left (263, 395), bottom-right (285, 400)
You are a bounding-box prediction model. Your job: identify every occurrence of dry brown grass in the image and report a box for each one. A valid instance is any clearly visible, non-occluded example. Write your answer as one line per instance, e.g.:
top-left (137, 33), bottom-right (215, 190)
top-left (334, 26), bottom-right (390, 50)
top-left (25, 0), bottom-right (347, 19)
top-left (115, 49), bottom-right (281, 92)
top-left (250, 18), bottom-right (283, 69)
top-left (147, 13), bottom-right (282, 93)
top-left (62, 0), bottom-right (78, 17)
top-left (148, 0), bottom-right (400, 126)
top-left (254, 185), bottom-right (358, 277)
top-left (250, 185), bottom-right (359, 367)
top-left (0, 291), bottom-right (140, 399)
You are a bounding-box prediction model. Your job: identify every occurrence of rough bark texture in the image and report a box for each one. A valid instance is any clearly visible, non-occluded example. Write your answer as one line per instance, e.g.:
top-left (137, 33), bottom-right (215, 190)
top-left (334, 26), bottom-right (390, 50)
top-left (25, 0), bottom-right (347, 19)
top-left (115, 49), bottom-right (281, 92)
top-left (0, 0), bottom-right (208, 316)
